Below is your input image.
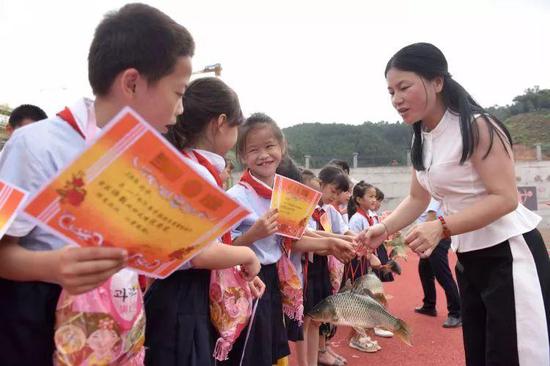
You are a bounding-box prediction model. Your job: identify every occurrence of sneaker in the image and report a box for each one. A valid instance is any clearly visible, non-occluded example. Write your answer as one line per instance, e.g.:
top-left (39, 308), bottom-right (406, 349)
top-left (443, 316), bottom-right (462, 328)
top-left (414, 306), bottom-right (437, 317)
top-left (374, 327), bottom-right (394, 338)
top-left (349, 336), bottom-right (380, 353)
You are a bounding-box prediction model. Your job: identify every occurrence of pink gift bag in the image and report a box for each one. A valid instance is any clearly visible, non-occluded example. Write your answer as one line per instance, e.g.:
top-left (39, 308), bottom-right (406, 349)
top-left (53, 269), bottom-right (145, 366)
top-left (209, 267), bottom-right (253, 361)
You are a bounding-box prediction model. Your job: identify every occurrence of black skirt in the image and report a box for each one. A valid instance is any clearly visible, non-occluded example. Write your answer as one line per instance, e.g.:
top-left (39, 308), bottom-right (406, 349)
top-left (219, 263), bottom-right (290, 366)
top-left (144, 268), bottom-right (215, 366)
top-left (304, 254), bottom-right (332, 313)
top-left (285, 315), bottom-right (304, 342)
top-left (0, 279), bottom-right (61, 366)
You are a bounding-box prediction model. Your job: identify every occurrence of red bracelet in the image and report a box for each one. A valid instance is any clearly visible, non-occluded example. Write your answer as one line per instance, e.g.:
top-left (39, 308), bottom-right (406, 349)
top-left (438, 216), bottom-right (452, 239)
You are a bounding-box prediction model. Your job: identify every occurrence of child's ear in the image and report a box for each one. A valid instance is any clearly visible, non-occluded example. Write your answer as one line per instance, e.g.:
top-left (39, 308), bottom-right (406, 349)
top-left (119, 68), bottom-right (140, 98)
top-left (217, 114), bottom-right (228, 129)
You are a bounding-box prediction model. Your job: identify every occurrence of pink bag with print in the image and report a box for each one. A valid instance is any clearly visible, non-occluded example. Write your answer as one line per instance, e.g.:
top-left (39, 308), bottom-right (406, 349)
top-left (210, 267), bottom-right (253, 361)
top-left (53, 269), bottom-right (145, 366)
top-left (276, 242), bottom-right (304, 324)
top-left (327, 255), bottom-right (345, 294)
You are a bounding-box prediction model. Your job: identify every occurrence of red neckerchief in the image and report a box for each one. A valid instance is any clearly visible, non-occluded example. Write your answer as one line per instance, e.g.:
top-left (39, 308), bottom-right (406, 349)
top-left (238, 169), bottom-right (272, 199)
top-left (311, 207), bottom-right (326, 231)
top-left (183, 150), bottom-right (231, 244)
top-left (57, 107), bottom-right (85, 139)
top-left (356, 207), bottom-right (374, 226)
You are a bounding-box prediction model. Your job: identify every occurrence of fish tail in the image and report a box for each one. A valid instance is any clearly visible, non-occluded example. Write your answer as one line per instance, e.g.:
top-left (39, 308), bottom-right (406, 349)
top-left (393, 319), bottom-right (412, 346)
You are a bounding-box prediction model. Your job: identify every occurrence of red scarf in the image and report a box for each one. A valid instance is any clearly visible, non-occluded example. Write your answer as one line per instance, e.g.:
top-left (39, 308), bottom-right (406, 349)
top-left (238, 169), bottom-right (272, 199)
top-left (356, 207), bottom-right (374, 226)
top-left (311, 207), bottom-right (326, 231)
top-left (57, 107), bottom-right (85, 139)
top-left (183, 150), bottom-right (232, 244)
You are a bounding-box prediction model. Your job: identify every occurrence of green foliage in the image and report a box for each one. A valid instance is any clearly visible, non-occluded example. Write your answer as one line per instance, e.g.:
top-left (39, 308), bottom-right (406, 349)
top-left (487, 86), bottom-right (550, 121)
top-left (283, 121), bottom-right (412, 168)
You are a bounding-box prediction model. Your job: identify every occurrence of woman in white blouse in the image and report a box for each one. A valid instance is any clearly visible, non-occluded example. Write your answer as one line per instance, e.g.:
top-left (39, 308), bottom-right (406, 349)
top-left (363, 42), bottom-right (549, 366)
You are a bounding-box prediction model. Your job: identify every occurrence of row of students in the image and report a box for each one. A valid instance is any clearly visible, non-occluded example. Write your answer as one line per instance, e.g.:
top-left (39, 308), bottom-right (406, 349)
top-left (0, 4), bottom-right (366, 365)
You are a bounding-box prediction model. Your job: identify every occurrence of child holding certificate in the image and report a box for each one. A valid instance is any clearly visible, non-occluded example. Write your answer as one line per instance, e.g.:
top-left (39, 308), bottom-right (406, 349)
top-left (147, 77), bottom-right (263, 366)
top-left (0, 4), bottom-right (195, 365)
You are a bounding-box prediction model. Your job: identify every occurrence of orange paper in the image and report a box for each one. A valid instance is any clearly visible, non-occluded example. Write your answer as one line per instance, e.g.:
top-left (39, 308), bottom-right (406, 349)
top-left (270, 174), bottom-right (321, 240)
top-left (0, 179), bottom-right (28, 238)
top-left (23, 108), bottom-right (250, 278)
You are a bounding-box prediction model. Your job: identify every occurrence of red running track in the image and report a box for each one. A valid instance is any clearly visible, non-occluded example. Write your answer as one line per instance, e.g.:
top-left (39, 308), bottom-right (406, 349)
top-left (289, 252), bottom-right (465, 366)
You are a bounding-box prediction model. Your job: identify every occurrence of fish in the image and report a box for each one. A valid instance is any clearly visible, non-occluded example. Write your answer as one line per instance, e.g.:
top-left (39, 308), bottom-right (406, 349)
top-left (386, 232), bottom-right (408, 261)
top-left (380, 259), bottom-right (402, 276)
top-left (353, 270), bottom-right (389, 307)
top-left (307, 290), bottom-right (412, 346)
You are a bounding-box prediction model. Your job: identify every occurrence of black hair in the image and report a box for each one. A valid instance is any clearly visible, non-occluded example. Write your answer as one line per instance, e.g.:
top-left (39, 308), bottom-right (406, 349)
top-left (165, 77), bottom-right (243, 150)
top-left (88, 3), bottom-right (195, 96)
top-left (385, 42), bottom-right (512, 171)
top-left (318, 166), bottom-right (350, 193)
top-left (328, 159), bottom-right (350, 175)
top-left (375, 187), bottom-right (384, 201)
top-left (347, 180), bottom-right (374, 218)
top-left (8, 104), bottom-right (47, 128)
top-left (276, 156), bottom-right (303, 183)
top-left (236, 112), bottom-right (287, 161)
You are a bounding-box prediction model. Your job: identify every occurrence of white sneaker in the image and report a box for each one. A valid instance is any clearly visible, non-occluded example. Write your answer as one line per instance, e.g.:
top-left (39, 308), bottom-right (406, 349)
top-left (374, 327), bottom-right (394, 338)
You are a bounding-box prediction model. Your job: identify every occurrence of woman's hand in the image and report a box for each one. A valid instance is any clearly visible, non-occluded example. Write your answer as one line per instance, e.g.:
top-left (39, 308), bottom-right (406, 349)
top-left (357, 223), bottom-right (388, 250)
top-left (405, 220), bottom-right (443, 255)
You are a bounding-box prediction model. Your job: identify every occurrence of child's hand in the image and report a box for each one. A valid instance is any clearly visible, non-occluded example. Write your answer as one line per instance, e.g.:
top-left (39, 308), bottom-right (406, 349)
top-left (240, 252), bottom-right (261, 281)
top-left (247, 208), bottom-right (279, 242)
top-left (248, 276), bottom-right (266, 298)
top-left (53, 246), bottom-right (128, 295)
top-left (327, 238), bottom-right (355, 263)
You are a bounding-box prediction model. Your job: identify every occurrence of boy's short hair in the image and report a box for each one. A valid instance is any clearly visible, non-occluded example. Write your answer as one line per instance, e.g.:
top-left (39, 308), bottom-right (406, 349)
top-left (8, 104), bottom-right (48, 128)
top-left (375, 187), bottom-right (385, 201)
top-left (88, 3), bottom-right (195, 96)
top-left (328, 159), bottom-right (350, 175)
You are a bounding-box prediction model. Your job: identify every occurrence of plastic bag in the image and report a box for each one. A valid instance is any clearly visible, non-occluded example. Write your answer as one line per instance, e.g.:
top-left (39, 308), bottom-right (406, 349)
top-left (276, 253), bottom-right (304, 324)
top-left (327, 255), bottom-right (345, 294)
top-left (53, 269), bottom-right (145, 366)
top-left (209, 267), bottom-right (253, 361)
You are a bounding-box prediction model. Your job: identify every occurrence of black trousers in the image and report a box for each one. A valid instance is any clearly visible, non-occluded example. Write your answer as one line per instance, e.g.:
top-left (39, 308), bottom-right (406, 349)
top-left (456, 229), bottom-right (550, 366)
top-left (418, 238), bottom-right (461, 318)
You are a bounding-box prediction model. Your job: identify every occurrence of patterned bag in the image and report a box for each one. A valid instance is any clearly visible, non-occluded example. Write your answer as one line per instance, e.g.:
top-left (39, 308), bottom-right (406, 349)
top-left (327, 255), bottom-right (345, 294)
top-left (276, 242), bottom-right (304, 324)
top-left (210, 267), bottom-right (253, 361)
top-left (53, 269), bottom-right (145, 366)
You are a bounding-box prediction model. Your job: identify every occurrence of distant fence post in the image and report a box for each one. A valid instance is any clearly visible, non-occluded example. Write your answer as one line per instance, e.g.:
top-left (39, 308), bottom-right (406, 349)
top-left (406, 149), bottom-right (412, 167)
top-left (535, 143), bottom-right (542, 161)
top-left (352, 152), bottom-right (358, 169)
top-left (304, 155), bottom-right (311, 169)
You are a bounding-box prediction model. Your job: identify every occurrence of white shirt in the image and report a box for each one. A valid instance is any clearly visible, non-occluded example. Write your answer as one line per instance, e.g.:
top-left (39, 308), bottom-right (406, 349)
top-left (416, 109), bottom-right (541, 253)
top-left (348, 211), bottom-right (372, 234)
top-left (417, 197), bottom-right (444, 224)
top-left (227, 177), bottom-right (282, 265)
top-left (0, 99), bottom-right (101, 250)
top-left (307, 204), bottom-right (349, 235)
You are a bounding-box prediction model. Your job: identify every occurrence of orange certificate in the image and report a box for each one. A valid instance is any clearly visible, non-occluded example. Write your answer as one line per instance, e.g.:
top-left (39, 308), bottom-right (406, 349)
top-left (0, 179), bottom-right (28, 238)
top-left (23, 108), bottom-right (250, 278)
top-left (270, 174), bottom-right (321, 240)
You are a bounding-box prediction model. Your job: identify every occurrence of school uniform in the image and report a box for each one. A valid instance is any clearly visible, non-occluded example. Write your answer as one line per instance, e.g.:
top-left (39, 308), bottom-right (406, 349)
top-left (220, 170), bottom-right (289, 366)
top-left (303, 204), bottom-right (348, 313)
top-left (144, 149), bottom-right (221, 366)
top-left (0, 99), bottom-right (101, 365)
top-left (370, 209), bottom-right (394, 282)
top-left (416, 109), bottom-right (549, 366)
top-left (346, 209), bottom-right (373, 282)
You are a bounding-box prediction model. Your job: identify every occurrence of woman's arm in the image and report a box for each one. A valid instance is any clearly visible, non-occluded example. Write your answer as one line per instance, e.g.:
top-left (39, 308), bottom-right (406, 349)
top-left (407, 118), bottom-right (518, 253)
top-left (362, 170), bottom-right (431, 249)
